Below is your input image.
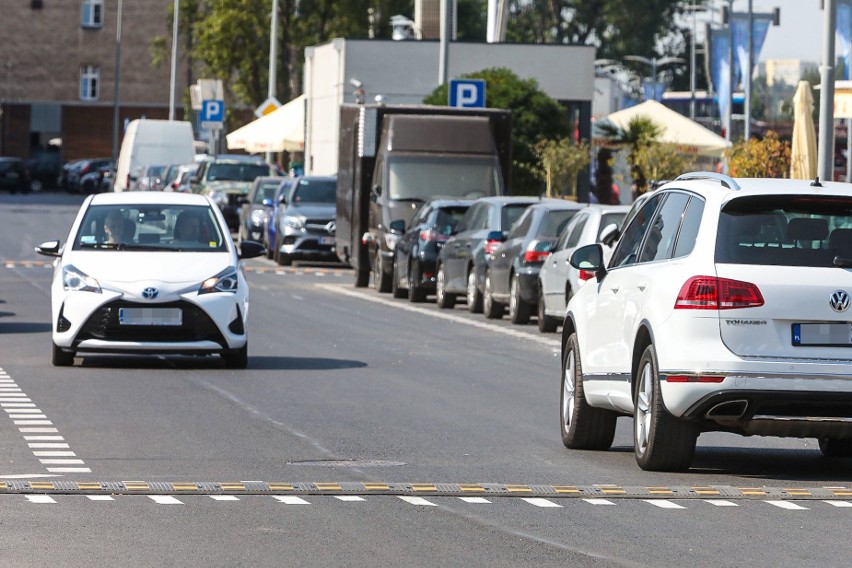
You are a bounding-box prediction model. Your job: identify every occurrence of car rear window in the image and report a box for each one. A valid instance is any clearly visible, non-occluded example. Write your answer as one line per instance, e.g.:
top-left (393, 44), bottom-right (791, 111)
top-left (500, 204), bottom-right (531, 231)
top-left (537, 209), bottom-right (578, 238)
top-left (716, 195), bottom-right (852, 267)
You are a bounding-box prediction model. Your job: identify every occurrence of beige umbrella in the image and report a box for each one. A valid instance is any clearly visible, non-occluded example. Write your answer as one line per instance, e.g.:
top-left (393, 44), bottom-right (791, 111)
top-left (790, 80), bottom-right (817, 180)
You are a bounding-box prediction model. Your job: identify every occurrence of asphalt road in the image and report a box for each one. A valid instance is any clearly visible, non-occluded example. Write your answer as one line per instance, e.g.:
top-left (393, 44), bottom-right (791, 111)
top-left (0, 191), bottom-right (850, 567)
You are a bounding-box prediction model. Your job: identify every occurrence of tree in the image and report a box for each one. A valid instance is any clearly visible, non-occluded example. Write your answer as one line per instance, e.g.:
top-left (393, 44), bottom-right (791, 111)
top-left (423, 67), bottom-right (569, 194)
top-left (597, 116), bottom-right (663, 194)
top-left (632, 143), bottom-right (696, 186)
top-left (533, 138), bottom-right (591, 198)
top-left (725, 131), bottom-right (791, 178)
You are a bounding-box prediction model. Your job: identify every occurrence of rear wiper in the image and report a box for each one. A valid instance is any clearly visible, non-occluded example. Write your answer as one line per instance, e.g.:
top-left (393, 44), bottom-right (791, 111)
top-left (834, 255), bottom-right (852, 268)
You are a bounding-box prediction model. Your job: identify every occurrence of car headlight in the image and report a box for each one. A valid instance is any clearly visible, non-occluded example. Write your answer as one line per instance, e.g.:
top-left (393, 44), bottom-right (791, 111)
top-left (199, 266), bottom-right (239, 294)
top-left (63, 264), bottom-right (101, 293)
top-left (283, 215), bottom-right (305, 230)
top-left (250, 210), bottom-right (266, 225)
top-left (210, 190), bottom-right (228, 206)
top-left (384, 232), bottom-right (400, 251)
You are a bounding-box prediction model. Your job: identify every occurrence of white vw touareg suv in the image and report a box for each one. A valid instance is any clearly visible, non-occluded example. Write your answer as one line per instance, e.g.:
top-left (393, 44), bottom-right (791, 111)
top-left (561, 172), bottom-right (852, 471)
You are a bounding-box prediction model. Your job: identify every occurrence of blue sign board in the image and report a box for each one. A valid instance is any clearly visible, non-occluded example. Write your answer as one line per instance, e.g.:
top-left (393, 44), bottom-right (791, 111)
top-left (449, 79), bottom-right (486, 108)
top-left (200, 99), bottom-right (224, 128)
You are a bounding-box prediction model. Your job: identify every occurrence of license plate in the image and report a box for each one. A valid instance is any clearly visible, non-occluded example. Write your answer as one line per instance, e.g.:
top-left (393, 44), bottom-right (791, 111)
top-left (319, 236), bottom-right (335, 245)
top-left (792, 323), bottom-right (852, 346)
top-left (119, 307), bottom-right (182, 326)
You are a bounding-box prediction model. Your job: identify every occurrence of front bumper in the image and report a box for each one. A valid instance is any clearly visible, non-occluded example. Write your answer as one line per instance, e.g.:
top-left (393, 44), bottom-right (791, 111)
top-left (278, 227), bottom-right (338, 261)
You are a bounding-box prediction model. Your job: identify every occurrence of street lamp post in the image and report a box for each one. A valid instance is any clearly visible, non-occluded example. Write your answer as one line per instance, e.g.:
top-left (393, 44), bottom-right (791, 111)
top-left (623, 55), bottom-right (685, 101)
top-left (169, 0), bottom-right (180, 121)
top-left (111, 0), bottom-right (123, 166)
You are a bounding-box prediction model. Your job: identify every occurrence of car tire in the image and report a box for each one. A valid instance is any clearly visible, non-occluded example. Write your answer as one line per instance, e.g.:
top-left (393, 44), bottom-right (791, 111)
top-left (538, 295), bottom-right (558, 333)
top-left (561, 333), bottom-right (616, 450)
top-left (373, 250), bottom-right (391, 293)
top-left (634, 344), bottom-right (698, 472)
top-left (408, 262), bottom-right (426, 303)
top-left (483, 270), bottom-right (504, 319)
top-left (509, 273), bottom-right (531, 324)
top-left (223, 343), bottom-right (248, 369)
top-left (435, 264), bottom-right (456, 309)
top-left (391, 259), bottom-right (407, 299)
top-left (818, 437), bottom-right (852, 458)
top-left (52, 343), bottom-right (74, 367)
top-left (466, 267), bottom-right (483, 313)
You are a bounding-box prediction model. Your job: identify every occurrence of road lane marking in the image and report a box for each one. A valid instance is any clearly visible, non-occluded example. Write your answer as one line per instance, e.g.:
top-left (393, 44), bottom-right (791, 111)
top-left (19, 427), bottom-right (59, 433)
top-left (32, 451), bottom-right (76, 457)
top-left (28, 443), bottom-right (70, 449)
top-left (274, 496), bottom-right (311, 505)
top-left (398, 496), bottom-right (437, 506)
top-left (335, 496), bottom-right (366, 502)
top-left (643, 500), bottom-right (686, 509)
top-left (705, 500), bottom-right (739, 507)
top-left (14, 420), bottom-right (54, 426)
top-left (522, 498), bottom-right (562, 508)
top-left (766, 501), bottom-right (808, 510)
top-left (46, 467), bottom-right (91, 473)
top-left (582, 499), bottom-right (615, 506)
top-left (459, 497), bottom-right (491, 504)
top-left (24, 436), bottom-right (64, 441)
top-left (87, 496), bottom-right (115, 501)
top-left (149, 496), bottom-right (184, 505)
top-left (26, 495), bottom-right (56, 504)
top-left (210, 496), bottom-right (240, 501)
top-left (39, 459), bottom-right (84, 464)
top-left (824, 500), bottom-right (852, 507)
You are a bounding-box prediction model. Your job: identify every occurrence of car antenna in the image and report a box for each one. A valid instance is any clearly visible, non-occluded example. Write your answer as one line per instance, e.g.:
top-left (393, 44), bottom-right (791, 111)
top-left (811, 176), bottom-right (822, 187)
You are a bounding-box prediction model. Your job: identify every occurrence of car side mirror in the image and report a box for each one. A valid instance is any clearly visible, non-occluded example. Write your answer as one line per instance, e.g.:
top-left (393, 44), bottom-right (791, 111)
top-left (389, 219), bottom-right (405, 234)
top-left (262, 198), bottom-right (273, 207)
top-left (570, 243), bottom-right (606, 279)
top-left (485, 230), bottom-right (505, 242)
top-left (239, 240), bottom-right (265, 260)
top-left (599, 223), bottom-right (620, 247)
top-left (35, 240), bottom-right (61, 257)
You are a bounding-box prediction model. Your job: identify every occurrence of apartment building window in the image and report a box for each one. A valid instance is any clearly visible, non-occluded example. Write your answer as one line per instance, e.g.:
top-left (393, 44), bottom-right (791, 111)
top-left (80, 66), bottom-right (100, 101)
top-left (81, 0), bottom-right (103, 28)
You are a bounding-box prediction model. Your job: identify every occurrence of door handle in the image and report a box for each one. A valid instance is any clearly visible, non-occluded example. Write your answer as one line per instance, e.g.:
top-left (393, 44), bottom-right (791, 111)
top-left (637, 283), bottom-right (647, 292)
top-left (609, 286), bottom-right (620, 294)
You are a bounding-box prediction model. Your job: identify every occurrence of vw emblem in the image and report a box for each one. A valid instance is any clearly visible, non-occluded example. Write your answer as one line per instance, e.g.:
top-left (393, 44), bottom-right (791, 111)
top-left (830, 290), bottom-right (850, 313)
top-left (326, 221), bottom-right (336, 235)
top-left (142, 287), bottom-right (159, 300)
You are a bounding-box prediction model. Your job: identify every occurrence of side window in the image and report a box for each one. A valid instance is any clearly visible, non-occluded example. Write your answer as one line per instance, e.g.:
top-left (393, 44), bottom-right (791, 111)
top-left (413, 205), bottom-right (432, 227)
top-left (609, 193), bottom-right (664, 268)
top-left (564, 214), bottom-right (589, 249)
top-left (672, 197), bottom-right (705, 258)
top-left (639, 192), bottom-right (690, 263)
top-left (507, 210), bottom-right (533, 240)
top-left (455, 204), bottom-right (477, 233)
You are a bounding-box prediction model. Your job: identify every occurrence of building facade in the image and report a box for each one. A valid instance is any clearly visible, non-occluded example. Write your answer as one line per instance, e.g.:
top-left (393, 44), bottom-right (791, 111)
top-left (0, 0), bottom-right (188, 163)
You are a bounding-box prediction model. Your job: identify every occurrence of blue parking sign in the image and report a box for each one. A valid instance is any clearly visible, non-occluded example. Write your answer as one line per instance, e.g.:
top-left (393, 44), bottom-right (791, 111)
top-left (201, 99), bottom-right (224, 122)
top-left (449, 79), bottom-right (486, 108)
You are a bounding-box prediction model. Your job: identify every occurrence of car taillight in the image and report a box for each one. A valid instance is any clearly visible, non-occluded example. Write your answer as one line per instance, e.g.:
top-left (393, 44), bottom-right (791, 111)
top-left (523, 240), bottom-right (553, 263)
top-left (579, 270), bottom-right (595, 281)
top-left (484, 239), bottom-right (502, 255)
top-left (419, 229), bottom-right (449, 242)
top-left (674, 276), bottom-right (764, 310)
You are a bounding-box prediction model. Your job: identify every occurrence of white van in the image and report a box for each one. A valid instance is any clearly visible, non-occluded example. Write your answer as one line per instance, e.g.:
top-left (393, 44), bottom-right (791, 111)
top-left (113, 119), bottom-right (195, 192)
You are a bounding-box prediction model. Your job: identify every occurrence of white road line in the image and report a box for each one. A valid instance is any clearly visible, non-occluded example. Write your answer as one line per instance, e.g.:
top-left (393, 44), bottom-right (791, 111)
top-left (458, 497), bottom-right (491, 504)
top-left (149, 496), bottom-right (184, 505)
top-left (334, 496), bottom-right (366, 502)
top-left (24, 436), bottom-right (64, 441)
top-left (5, 408), bottom-right (44, 413)
top-left (582, 498), bottom-right (616, 506)
top-left (14, 420), bottom-right (53, 425)
top-left (274, 496), bottom-right (311, 505)
top-left (87, 496), bottom-right (115, 501)
top-left (705, 500), bottom-right (739, 507)
top-left (19, 427), bottom-right (58, 433)
top-left (824, 500), bottom-right (852, 508)
top-left (210, 495), bottom-right (240, 501)
top-left (644, 500), bottom-right (686, 509)
top-left (522, 498), bottom-right (562, 508)
top-left (398, 496), bottom-right (437, 506)
top-left (0, 394), bottom-right (31, 398)
top-left (46, 467), bottom-right (91, 473)
top-left (766, 501), bottom-right (808, 510)
top-left (26, 495), bottom-right (56, 504)
top-left (9, 415), bottom-right (48, 420)
top-left (2, 403), bottom-right (36, 408)
top-left (319, 283), bottom-right (561, 348)
top-left (39, 459), bottom-right (84, 464)
top-left (28, 443), bottom-right (70, 449)
top-left (32, 451), bottom-right (76, 457)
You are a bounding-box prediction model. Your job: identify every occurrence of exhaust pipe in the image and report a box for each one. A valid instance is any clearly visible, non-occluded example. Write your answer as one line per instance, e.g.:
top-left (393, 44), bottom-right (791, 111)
top-left (706, 400), bottom-right (748, 419)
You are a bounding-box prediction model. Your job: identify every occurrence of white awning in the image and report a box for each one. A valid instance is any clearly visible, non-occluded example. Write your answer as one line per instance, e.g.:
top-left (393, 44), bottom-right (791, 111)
top-left (226, 94), bottom-right (305, 153)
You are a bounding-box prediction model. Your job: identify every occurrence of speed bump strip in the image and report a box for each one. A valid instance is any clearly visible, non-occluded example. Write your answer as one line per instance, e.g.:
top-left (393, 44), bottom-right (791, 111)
top-left (0, 482), bottom-right (850, 500)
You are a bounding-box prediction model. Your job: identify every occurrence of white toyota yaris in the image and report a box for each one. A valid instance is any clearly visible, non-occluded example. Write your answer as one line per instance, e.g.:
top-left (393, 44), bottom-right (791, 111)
top-left (36, 192), bottom-right (265, 368)
top-left (561, 173), bottom-right (852, 471)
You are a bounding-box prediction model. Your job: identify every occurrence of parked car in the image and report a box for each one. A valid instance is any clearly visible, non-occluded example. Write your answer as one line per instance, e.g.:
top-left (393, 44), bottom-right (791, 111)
top-left (271, 175), bottom-right (338, 266)
top-left (35, 191), bottom-right (265, 368)
top-left (265, 177), bottom-right (297, 259)
top-left (78, 162), bottom-right (113, 194)
top-left (435, 196), bottom-right (540, 311)
top-left (65, 158), bottom-right (112, 193)
top-left (166, 163), bottom-right (199, 193)
top-left (238, 176), bottom-right (283, 244)
top-left (0, 157), bottom-right (32, 193)
top-left (191, 155), bottom-right (277, 231)
top-left (391, 198), bottom-right (473, 302)
top-left (561, 172), bottom-right (852, 472)
top-left (538, 205), bottom-right (629, 332)
top-left (484, 199), bottom-right (585, 323)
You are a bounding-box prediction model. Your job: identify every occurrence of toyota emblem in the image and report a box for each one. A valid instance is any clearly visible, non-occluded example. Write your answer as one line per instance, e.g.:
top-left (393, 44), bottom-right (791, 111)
top-left (142, 287), bottom-right (159, 300)
top-left (830, 290), bottom-right (850, 313)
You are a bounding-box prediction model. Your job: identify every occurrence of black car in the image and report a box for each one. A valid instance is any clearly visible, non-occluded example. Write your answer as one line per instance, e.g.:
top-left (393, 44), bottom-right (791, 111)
top-left (64, 158), bottom-right (112, 193)
top-left (485, 200), bottom-right (585, 323)
top-left (0, 157), bottom-right (31, 193)
top-left (391, 198), bottom-right (473, 302)
top-left (271, 175), bottom-right (339, 266)
top-left (435, 196), bottom-right (539, 311)
top-left (238, 175), bottom-right (284, 245)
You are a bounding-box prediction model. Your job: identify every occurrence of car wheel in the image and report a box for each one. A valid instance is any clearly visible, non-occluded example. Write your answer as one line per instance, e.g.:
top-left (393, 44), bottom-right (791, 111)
top-left (52, 343), bottom-right (74, 367)
top-left (561, 333), bottom-right (616, 450)
top-left (466, 267), bottom-right (483, 313)
top-left (223, 343), bottom-right (248, 369)
top-left (435, 264), bottom-right (456, 309)
top-left (373, 249), bottom-right (391, 293)
top-left (818, 437), bottom-right (852, 458)
top-left (482, 270), bottom-right (504, 319)
top-left (538, 295), bottom-right (558, 333)
top-left (634, 344), bottom-right (698, 472)
top-left (391, 258), bottom-right (407, 299)
top-left (408, 262), bottom-right (427, 303)
top-left (509, 273), bottom-right (531, 324)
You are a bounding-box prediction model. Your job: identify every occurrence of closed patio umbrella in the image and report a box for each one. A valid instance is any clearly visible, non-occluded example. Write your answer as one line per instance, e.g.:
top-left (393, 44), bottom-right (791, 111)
top-left (790, 81), bottom-right (817, 180)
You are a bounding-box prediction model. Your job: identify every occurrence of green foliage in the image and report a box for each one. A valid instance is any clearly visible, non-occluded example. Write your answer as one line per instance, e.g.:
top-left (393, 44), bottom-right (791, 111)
top-left (423, 68), bottom-right (569, 194)
top-left (725, 131), bottom-right (791, 178)
top-left (632, 143), bottom-right (695, 186)
top-left (533, 138), bottom-right (591, 198)
top-left (597, 115), bottom-right (663, 193)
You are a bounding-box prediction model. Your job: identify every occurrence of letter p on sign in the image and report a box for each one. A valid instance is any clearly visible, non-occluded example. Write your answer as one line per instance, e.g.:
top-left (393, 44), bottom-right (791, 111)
top-left (449, 79), bottom-right (486, 108)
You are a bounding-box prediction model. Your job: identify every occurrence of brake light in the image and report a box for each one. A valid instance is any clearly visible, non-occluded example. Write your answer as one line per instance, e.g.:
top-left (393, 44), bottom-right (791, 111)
top-left (485, 239), bottom-right (502, 255)
top-left (524, 250), bottom-right (551, 263)
top-left (674, 276), bottom-right (764, 310)
top-left (579, 270), bottom-right (595, 281)
top-left (419, 229), bottom-right (449, 242)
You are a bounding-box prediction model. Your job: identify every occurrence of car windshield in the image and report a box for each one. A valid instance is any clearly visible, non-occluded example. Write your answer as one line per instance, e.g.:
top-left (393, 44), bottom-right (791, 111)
top-left (207, 163), bottom-right (270, 182)
top-left (387, 155), bottom-right (502, 200)
top-left (255, 180), bottom-right (282, 203)
top-left (73, 204), bottom-right (228, 252)
top-left (716, 195), bottom-right (852, 267)
top-left (291, 179), bottom-right (336, 204)
top-left (537, 209), bottom-right (578, 238)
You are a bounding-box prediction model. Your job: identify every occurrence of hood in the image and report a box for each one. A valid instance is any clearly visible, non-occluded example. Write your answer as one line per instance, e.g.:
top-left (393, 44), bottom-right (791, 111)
top-left (283, 203), bottom-right (336, 219)
top-left (206, 180), bottom-right (251, 194)
top-left (64, 250), bottom-right (233, 285)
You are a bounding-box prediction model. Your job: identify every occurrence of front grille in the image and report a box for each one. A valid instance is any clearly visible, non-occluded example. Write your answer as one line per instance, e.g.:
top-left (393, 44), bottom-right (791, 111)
top-left (305, 218), bottom-right (334, 233)
top-left (75, 300), bottom-right (227, 347)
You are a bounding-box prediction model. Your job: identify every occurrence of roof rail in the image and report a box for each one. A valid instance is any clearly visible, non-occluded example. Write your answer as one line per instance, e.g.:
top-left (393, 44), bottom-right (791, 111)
top-left (674, 172), bottom-right (741, 191)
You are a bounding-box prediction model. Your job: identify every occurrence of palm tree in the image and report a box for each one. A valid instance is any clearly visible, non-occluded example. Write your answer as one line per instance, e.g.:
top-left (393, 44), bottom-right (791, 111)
top-left (597, 116), bottom-right (663, 194)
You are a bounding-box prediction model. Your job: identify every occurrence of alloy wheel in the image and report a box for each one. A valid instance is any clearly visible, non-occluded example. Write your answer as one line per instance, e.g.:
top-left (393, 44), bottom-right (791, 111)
top-left (561, 348), bottom-right (576, 432)
top-left (635, 362), bottom-right (653, 457)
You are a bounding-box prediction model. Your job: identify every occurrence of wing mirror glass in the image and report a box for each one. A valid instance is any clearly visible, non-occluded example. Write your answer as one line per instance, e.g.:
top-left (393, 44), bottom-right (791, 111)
top-left (570, 243), bottom-right (606, 278)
